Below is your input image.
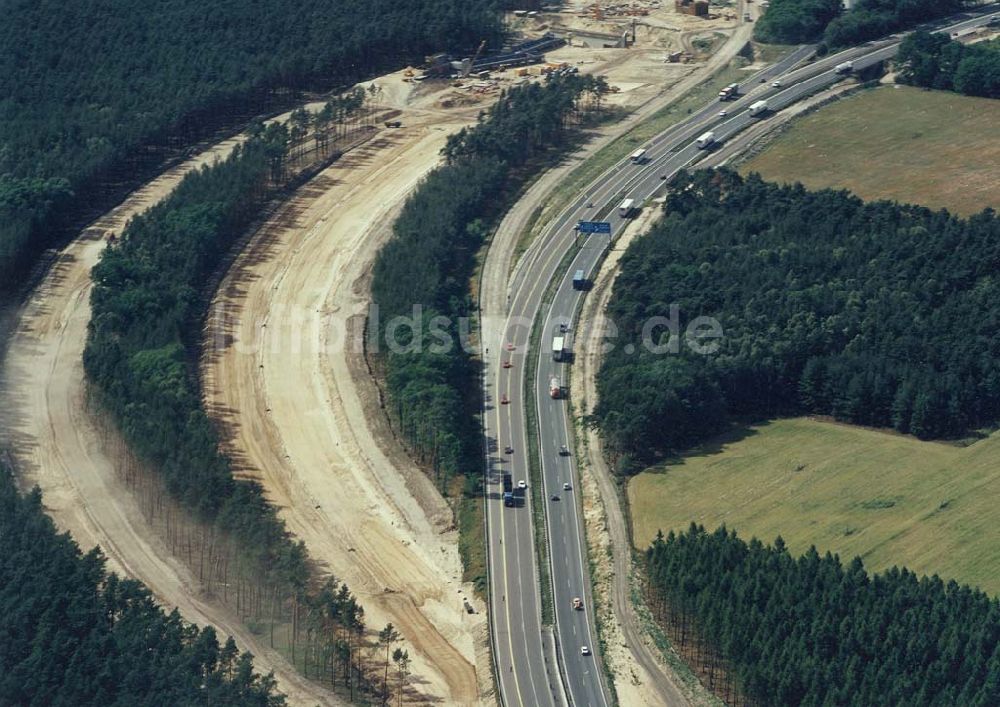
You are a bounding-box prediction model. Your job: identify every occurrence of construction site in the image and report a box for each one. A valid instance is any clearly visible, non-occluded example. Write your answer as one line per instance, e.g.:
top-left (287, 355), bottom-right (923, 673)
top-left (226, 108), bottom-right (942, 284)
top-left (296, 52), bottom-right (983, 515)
top-left (12, 0), bottom-right (1000, 702)
top-left (394, 0), bottom-right (746, 114)
top-left (0, 1), bottom-right (745, 705)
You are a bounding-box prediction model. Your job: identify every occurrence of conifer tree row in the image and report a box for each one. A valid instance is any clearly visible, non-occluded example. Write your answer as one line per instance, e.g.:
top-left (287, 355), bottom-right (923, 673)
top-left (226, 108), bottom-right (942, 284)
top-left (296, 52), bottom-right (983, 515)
top-left (82, 99), bottom-right (408, 701)
top-left (0, 462), bottom-right (283, 706)
top-left (647, 524), bottom-right (1000, 706)
top-left (0, 0), bottom-right (502, 294)
top-left (371, 75), bottom-right (608, 495)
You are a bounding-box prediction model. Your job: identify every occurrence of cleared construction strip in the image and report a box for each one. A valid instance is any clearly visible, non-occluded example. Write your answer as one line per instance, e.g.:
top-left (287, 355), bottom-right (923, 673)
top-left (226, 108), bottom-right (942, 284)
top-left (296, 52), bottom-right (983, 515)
top-left (200, 108), bottom-right (489, 704)
top-left (0, 132), bottom-right (342, 705)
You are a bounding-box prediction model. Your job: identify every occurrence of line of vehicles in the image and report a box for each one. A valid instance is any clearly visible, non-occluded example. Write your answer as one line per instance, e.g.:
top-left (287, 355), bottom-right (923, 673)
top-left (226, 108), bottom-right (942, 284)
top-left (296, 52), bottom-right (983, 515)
top-left (698, 61), bottom-right (856, 150)
top-left (501, 455), bottom-right (573, 507)
top-left (650, 71), bottom-right (810, 160)
top-left (488, 6), bottom-right (1000, 699)
top-left (500, 329), bottom-right (577, 508)
top-left (698, 96), bottom-right (770, 148)
top-left (500, 50), bottom-right (809, 680)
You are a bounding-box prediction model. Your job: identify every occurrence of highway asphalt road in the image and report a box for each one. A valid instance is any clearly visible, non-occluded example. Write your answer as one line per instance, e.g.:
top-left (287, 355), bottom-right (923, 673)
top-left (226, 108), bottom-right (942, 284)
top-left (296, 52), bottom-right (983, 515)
top-left (481, 39), bottom-right (810, 707)
top-left (485, 243), bottom-right (563, 707)
top-left (484, 6), bottom-right (998, 706)
top-left (531, 46), bottom-right (813, 707)
top-left (480, 44), bottom-right (809, 707)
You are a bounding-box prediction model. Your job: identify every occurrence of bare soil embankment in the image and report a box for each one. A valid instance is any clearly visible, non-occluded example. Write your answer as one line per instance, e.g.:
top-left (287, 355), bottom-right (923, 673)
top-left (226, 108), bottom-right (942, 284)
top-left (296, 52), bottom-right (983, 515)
top-left (201, 93), bottom-right (491, 703)
top-left (0, 134), bottom-right (341, 705)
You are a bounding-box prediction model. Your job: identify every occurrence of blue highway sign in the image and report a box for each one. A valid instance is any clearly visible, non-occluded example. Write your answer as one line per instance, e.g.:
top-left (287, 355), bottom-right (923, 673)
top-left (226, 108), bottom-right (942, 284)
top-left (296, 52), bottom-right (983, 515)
top-left (577, 220), bottom-right (612, 235)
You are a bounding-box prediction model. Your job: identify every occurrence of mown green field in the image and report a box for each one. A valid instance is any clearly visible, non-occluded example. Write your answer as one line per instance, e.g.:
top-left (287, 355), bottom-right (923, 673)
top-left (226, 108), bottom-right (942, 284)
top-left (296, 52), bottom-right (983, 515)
top-left (629, 418), bottom-right (1000, 595)
top-left (741, 85), bottom-right (1000, 216)
top-left (628, 85), bottom-right (1000, 594)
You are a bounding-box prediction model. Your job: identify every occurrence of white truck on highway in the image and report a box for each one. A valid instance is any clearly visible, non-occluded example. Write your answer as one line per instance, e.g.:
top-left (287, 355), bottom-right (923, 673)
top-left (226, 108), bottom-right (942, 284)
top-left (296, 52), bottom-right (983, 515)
top-left (618, 198), bottom-right (635, 218)
top-left (695, 131), bottom-right (715, 149)
top-left (552, 336), bottom-right (566, 362)
top-left (749, 99), bottom-right (769, 117)
top-left (835, 60), bottom-right (854, 74)
top-left (629, 148), bottom-right (647, 164)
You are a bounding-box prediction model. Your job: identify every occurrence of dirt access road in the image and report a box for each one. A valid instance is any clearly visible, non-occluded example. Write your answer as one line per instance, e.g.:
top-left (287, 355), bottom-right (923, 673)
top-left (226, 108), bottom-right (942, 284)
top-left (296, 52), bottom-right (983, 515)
top-left (0, 134), bottom-right (341, 704)
top-left (201, 77), bottom-right (490, 705)
top-left (567, 83), bottom-right (858, 707)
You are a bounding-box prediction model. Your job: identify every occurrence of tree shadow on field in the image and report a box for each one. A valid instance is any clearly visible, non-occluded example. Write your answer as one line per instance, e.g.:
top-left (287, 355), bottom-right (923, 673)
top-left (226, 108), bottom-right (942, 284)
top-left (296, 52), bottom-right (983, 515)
top-left (653, 420), bottom-right (767, 472)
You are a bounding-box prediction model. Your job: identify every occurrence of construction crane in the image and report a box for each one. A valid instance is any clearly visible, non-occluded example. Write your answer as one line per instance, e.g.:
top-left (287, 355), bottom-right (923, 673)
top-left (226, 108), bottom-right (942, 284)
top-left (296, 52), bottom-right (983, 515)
top-left (472, 39), bottom-right (487, 64)
top-left (463, 39), bottom-right (488, 76)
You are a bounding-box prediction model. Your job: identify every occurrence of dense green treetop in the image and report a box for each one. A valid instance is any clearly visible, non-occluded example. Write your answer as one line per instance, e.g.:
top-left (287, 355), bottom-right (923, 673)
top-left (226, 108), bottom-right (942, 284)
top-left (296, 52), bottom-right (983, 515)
top-left (595, 169), bottom-right (1000, 471)
top-left (752, 0), bottom-right (971, 46)
top-left (0, 463), bottom-right (284, 706)
top-left (0, 0), bottom-right (502, 291)
top-left (824, 0), bottom-right (968, 47)
top-left (897, 31), bottom-right (1000, 98)
top-left (753, 0), bottom-right (843, 44)
top-left (648, 524), bottom-right (1000, 706)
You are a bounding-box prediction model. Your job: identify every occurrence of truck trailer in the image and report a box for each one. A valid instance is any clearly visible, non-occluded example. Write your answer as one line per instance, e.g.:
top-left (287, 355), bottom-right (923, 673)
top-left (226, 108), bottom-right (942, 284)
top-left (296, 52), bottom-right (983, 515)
top-left (718, 82), bottom-right (740, 101)
top-left (695, 131), bottom-right (715, 149)
top-left (749, 99), bottom-right (769, 117)
top-left (552, 336), bottom-right (566, 361)
top-left (503, 472), bottom-right (514, 506)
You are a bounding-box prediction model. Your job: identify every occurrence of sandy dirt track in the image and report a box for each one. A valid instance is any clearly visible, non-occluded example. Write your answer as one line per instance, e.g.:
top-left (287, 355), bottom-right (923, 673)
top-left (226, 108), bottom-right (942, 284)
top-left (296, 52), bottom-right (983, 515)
top-left (0, 135), bottom-right (343, 705)
top-left (201, 109), bottom-right (488, 704)
top-left (572, 209), bottom-right (699, 707)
